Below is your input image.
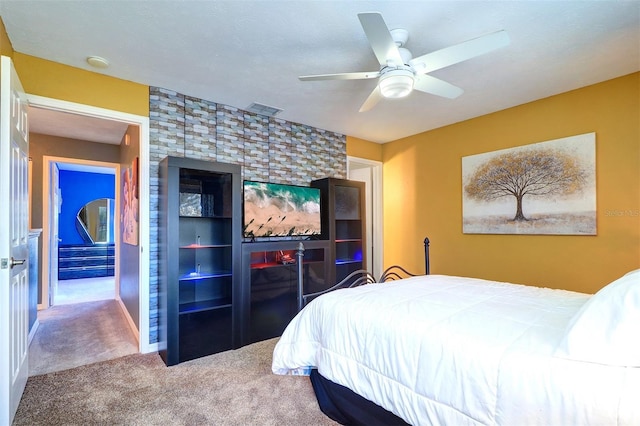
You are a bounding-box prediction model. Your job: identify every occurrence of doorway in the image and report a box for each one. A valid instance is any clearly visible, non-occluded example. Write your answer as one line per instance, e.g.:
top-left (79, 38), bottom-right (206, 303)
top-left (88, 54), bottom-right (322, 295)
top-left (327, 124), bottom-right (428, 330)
top-left (348, 156), bottom-right (383, 278)
top-left (47, 159), bottom-right (118, 307)
top-left (27, 94), bottom-right (152, 353)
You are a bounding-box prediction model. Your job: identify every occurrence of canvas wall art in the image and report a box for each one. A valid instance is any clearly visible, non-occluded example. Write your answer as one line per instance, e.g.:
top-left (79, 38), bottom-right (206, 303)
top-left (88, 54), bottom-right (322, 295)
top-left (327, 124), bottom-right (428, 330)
top-left (462, 133), bottom-right (596, 235)
top-left (122, 157), bottom-right (139, 245)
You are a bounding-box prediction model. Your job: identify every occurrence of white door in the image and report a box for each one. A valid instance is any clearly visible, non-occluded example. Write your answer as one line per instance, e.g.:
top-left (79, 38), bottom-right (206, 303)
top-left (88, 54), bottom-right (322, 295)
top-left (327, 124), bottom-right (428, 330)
top-left (0, 56), bottom-right (30, 425)
top-left (48, 163), bottom-right (60, 305)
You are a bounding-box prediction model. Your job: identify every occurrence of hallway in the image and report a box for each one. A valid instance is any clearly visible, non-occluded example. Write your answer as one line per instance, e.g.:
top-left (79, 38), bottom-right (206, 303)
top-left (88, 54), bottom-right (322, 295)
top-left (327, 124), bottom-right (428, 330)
top-left (29, 278), bottom-right (138, 376)
top-left (55, 276), bottom-right (116, 305)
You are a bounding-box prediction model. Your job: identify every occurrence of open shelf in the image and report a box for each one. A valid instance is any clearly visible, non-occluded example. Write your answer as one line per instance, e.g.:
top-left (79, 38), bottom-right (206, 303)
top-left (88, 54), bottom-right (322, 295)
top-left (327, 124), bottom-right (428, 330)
top-left (179, 271), bottom-right (232, 281)
top-left (179, 297), bottom-right (233, 314)
top-left (335, 220), bottom-right (363, 241)
top-left (180, 244), bottom-right (232, 249)
top-left (336, 259), bottom-right (363, 265)
top-left (160, 156), bottom-right (241, 366)
top-left (311, 178), bottom-right (366, 285)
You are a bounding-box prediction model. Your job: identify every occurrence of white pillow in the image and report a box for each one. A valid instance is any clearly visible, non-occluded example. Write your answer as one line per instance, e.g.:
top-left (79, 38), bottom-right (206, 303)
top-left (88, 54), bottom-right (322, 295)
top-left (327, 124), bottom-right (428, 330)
top-left (554, 269), bottom-right (640, 366)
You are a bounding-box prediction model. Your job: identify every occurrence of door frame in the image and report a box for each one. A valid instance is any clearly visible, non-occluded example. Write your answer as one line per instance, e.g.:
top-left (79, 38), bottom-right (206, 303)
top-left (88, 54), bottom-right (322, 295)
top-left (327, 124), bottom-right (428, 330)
top-left (42, 157), bottom-right (120, 307)
top-left (45, 159), bottom-right (60, 308)
top-left (347, 156), bottom-right (383, 278)
top-left (28, 94), bottom-right (153, 353)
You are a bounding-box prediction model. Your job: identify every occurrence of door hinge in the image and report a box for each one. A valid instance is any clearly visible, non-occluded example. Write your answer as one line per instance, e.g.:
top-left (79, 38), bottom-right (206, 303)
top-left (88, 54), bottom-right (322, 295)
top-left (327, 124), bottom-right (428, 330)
top-left (1, 258), bottom-right (8, 269)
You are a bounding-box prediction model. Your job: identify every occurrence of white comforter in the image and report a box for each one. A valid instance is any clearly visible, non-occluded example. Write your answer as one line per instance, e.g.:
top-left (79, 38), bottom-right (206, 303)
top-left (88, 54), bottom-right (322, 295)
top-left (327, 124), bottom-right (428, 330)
top-left (272, 275), bottom-right (640, 425)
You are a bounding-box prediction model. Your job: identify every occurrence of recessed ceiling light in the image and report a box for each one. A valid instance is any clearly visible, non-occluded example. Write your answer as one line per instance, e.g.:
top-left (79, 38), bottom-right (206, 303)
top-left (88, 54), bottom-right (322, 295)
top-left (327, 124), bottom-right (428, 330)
top-left (86, 56), bottom-right (109, 69)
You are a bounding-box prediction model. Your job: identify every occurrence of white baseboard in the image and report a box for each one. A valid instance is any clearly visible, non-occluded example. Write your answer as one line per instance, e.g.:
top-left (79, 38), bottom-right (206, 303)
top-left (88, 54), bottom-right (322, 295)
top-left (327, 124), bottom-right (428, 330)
top-left (143, 342), bottom-right (160, 354)
top-left (116, 297), bottom-right (141, 348)
top-left (114, 298), bottom-right (159, 354)
top-left (28, 319), bottom-right (40, 346)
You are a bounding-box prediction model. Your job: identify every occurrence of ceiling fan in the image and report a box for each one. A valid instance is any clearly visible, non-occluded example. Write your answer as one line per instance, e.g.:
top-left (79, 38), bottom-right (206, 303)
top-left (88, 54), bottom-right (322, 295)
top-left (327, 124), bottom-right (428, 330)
top-left (299, 12), bottom-right (510, 112)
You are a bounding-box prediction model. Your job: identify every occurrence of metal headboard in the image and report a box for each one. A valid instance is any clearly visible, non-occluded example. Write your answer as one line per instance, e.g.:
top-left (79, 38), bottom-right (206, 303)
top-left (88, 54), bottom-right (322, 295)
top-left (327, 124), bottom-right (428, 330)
top-left (296, 236), bottom-right (430, 311)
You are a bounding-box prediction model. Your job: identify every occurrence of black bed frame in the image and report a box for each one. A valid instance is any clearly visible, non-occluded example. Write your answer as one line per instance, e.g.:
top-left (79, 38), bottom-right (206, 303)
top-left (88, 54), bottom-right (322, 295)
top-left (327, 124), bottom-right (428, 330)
top-left (292, 237), bottom-right (431, 425)
top-left (295, 237), bottom-right (430, 311)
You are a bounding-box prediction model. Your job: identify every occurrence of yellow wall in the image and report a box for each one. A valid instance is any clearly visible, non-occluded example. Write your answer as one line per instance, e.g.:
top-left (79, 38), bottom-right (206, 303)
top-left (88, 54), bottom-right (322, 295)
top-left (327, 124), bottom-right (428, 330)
top-left (346, 136), bottom-right (383, 161)
top-left (2, 15), bottom-right (145, 115)
top-left (0, 18), bottom-right (14, 57)
top-left (382, 73), bottom-right (640, 294)
top-left (13, 52), bottom-right (149, 116)
top-left (5, 14), bottom-right (636, 293)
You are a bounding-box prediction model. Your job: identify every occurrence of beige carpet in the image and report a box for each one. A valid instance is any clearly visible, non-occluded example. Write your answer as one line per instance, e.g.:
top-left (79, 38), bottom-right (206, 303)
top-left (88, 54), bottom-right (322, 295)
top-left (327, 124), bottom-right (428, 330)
top-left (14, 338), bottom-right (337, 426)
top-left (55, 276), bottom-right (115, 305)
top-left (29, 299), bottom-right (139, 376)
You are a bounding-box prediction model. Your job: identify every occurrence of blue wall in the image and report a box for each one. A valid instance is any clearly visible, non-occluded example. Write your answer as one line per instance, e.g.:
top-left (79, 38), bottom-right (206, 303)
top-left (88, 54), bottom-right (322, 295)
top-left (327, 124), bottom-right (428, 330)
top-left (59, 170), bottom-right (115, 245)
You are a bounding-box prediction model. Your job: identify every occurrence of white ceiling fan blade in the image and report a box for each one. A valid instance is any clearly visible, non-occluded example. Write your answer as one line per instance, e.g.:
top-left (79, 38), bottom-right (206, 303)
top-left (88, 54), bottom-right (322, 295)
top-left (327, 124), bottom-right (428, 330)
top-left (299, 71), bottom-right (380, 81)
top-left (410, 30), bottom-right (510, 74)
top-left (359, 85), bottom-right (383, 112)
top-left (358, 12), bottom-right (404, 67)
top-left (413, 74), bottom-right (464, 99)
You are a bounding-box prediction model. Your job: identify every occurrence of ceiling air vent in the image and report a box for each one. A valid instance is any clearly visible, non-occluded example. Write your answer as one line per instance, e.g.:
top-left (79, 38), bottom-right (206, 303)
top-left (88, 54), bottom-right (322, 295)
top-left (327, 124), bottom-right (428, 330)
top-left (245, 102), bottom-right (282, 117)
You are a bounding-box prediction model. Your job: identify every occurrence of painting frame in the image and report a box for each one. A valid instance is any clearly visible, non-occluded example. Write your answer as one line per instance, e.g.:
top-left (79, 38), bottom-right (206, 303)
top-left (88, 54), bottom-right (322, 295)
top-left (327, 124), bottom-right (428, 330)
top-left (462, 133), bottom-right (596, 235)
top-left (121, 157), bottom-right (139, 245)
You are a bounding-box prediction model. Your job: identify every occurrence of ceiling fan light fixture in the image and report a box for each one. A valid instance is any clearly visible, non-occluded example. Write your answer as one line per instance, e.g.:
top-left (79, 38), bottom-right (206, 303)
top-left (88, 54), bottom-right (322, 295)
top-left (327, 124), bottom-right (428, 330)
top-left (379, 69), bottom-right (414, 99)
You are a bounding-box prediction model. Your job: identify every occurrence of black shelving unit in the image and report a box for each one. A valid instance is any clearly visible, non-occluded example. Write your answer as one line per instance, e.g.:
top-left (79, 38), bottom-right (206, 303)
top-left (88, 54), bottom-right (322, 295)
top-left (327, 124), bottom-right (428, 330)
top-left (311, 178), bottom-right (366, 286)
top-left (159, 156), bottom-right (241, 366)
top-left (240, 240), bottom-right (330, 347)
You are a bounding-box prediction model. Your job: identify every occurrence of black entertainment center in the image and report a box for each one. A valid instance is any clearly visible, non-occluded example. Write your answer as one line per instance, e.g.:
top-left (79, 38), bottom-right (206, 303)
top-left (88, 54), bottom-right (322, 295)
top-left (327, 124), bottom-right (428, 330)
top-left (159, 156), bottom-right (365, 366)
top-left (239, 239), bottom-right (331, 347)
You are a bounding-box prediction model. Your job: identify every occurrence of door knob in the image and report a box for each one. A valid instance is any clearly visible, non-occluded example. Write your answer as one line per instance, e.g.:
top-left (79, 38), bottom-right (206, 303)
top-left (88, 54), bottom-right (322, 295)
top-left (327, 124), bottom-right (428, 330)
top-left (10, 257), bottom-right (26, 268)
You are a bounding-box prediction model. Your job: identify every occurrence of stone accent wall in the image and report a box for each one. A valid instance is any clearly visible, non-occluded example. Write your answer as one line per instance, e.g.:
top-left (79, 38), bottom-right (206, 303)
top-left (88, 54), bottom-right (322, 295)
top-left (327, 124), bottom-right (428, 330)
top-left (148, 86), bottom-right (346, 343)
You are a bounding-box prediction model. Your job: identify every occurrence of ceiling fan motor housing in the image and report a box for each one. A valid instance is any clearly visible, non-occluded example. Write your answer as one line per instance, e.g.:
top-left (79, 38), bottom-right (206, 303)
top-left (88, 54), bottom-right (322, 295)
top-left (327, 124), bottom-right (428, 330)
top-left (379, 67), bottom-right (415, 99)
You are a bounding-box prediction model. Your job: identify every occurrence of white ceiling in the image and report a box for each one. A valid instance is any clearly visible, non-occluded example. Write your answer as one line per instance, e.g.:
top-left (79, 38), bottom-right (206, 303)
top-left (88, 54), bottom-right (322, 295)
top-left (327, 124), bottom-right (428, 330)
top-left (28, 107), bottom-right (129, 145)
top-left (1, 1), bottom-right (638, 144)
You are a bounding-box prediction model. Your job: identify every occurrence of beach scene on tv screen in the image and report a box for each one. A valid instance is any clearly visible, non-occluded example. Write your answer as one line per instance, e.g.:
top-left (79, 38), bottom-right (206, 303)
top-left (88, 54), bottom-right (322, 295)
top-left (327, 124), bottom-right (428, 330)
top-left (244, 181), bottom-right (321, 237)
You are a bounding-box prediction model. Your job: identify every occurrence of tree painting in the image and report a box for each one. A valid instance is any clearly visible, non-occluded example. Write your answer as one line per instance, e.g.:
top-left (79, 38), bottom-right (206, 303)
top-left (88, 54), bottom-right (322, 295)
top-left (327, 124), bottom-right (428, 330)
top-left (465, 148), bottom-right (586, 221)
top-left (462, 133), bottom-right (596, 235)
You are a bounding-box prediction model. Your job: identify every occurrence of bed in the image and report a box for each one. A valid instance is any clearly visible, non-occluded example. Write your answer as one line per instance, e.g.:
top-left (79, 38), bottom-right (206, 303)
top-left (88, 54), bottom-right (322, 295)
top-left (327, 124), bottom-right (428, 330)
top-left (272, 251), bottom-right (640, 425)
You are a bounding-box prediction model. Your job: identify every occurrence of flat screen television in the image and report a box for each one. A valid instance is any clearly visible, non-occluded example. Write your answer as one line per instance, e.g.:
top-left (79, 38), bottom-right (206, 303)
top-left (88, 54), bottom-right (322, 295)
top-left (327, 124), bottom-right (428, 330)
top-left (243, 180), bottom-right (321, 238)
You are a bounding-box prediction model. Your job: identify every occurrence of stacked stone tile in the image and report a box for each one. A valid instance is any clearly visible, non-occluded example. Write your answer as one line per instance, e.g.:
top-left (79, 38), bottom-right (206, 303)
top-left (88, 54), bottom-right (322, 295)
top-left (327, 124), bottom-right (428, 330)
top-left (147, 86), bottom-right (347, 344)
top-left (185, 96), bottom-right (217, 161)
